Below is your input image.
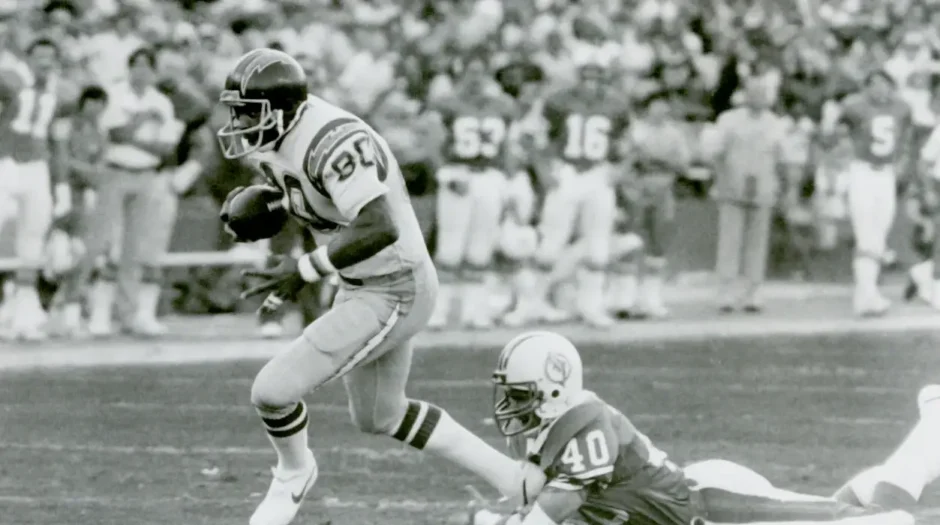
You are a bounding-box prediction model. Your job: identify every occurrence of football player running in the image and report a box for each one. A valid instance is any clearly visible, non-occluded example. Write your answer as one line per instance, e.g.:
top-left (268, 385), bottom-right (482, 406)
top-left (505, 51), bottom-right (630, 328)
top-left (426, 52), bottom-right (519, 329)
top-left (461, 331), bottom-right (916, 525)
top-left (836, 71), bottom-right (913, 317)
top-left (216, 48), bottom-right (531, 525)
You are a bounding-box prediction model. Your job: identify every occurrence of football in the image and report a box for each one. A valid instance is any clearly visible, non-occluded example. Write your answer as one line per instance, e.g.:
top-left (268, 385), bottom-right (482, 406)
top-left (220, 185), bottom-right (289, 242)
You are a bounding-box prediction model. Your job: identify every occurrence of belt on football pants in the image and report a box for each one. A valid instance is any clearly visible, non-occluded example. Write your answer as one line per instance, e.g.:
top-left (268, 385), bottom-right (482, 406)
top-left (339, 268), bottom-right (413, 287)
top-left (106, 162), bottom-right (159, 174)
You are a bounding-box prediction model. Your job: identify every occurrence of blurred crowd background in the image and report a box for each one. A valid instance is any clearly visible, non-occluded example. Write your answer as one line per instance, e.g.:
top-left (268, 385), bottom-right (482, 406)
top-left (0, 0), bottom-right (939, 338)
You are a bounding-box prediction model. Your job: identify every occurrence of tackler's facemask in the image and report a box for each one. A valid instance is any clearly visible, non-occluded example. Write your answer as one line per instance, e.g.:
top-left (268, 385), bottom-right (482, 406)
top-left (493, 374), bottom-right (544, 437)
top-left (217, 90), bottom-right (285, 159)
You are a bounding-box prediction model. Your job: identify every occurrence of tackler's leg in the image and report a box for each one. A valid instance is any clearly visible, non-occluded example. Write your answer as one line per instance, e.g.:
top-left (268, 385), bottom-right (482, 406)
top-left (833, 384), bottom-right (940, 511)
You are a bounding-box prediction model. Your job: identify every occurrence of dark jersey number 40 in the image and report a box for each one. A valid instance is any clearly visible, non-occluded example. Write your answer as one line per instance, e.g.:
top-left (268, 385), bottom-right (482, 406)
top-left (330, 135), bottom-right (387, 181)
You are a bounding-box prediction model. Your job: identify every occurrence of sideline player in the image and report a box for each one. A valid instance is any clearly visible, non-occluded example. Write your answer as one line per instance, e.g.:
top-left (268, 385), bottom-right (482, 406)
top-left (505, 54), bottom-right (630, 328)
top-left (616, 92), bottom-right (691, 318)
top-left (215, 48), bottom-right (532, 525)
top-left (837, 71), bottom-right (913, 317)
top-left (426, 53), bottom-right (519, 329)
top-left (461, 331), bottom-right (917, 525)
top-left (0, 37), bottom-right (71, 340)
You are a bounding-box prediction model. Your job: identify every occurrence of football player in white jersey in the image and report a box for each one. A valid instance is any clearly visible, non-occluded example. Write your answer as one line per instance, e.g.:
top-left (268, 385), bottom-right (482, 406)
top-left (216, 48), bottom-right (531, 525)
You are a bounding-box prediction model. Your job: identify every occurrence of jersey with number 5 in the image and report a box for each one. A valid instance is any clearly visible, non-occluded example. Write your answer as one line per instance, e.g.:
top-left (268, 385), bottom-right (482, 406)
top-left (511, 394), bottom-right (700, 525)
top-left (841, 93), bottom-right (912, 166)
top-left (0, 69), bottom-right (61, 163)
top-left (434, 93), bottom-right (518, 169)
top-left (248, 95), bottom-right (429, 280)
top-left (543, 88), bottom-right (629, 171)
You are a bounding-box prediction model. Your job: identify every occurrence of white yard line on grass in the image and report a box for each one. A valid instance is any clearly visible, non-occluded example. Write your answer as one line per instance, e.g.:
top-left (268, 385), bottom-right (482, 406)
top-left (0, 313), bottom-right (938, 371)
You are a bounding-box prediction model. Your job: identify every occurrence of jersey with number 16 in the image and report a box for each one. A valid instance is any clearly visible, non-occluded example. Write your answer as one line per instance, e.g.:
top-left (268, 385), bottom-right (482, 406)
top-left (543, 88), bottom-right (630, 171)
top-left (0, 70), bottom-right (62, 163)
top-left (246, 95), bottom-right (429, 281)
top-left (840, 93), bottom-right (912, 166)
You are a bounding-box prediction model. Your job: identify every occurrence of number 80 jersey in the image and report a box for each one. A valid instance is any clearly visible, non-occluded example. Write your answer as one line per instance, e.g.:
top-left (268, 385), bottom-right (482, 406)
top-left (248, 95), bottom-right (429, 280)
top-left (509, 394), bottom-right (700, 525)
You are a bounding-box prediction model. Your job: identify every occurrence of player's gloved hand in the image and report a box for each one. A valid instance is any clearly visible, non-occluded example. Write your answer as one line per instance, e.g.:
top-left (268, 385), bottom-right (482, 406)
top-left (241, 255), bottom-right (307, 316)
top-left (220, 185), bottom-right (288, 243)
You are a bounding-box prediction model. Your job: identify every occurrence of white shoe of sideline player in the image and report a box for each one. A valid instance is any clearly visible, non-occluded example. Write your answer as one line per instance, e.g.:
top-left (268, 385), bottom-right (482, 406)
top-left (250, 449), bottom-right (318, 525)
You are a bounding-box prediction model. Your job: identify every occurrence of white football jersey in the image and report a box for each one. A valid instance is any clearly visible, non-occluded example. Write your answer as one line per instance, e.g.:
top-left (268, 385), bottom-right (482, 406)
top-left (248, 95), bottom-right (429, 279)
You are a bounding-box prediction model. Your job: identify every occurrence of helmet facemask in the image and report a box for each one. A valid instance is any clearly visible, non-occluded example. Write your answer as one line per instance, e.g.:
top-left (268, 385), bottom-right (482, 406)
top-left (493, 374), bottom-right (544, 436)
top-left (217, 90), bottom-right (285, 159)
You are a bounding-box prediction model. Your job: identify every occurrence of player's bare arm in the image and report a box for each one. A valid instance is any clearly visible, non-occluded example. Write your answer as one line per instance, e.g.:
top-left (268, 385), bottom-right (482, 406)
top-left (294, 127), bottom-right (399, 282)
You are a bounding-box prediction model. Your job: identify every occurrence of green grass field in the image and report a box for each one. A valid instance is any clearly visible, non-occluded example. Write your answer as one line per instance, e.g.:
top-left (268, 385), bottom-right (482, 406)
top-left (1, 332), bottom-right (939, 525)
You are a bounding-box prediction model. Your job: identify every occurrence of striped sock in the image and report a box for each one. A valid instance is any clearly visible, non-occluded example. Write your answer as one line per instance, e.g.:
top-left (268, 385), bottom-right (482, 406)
top-left (391, 399), bottom-right (442, 450)
top-left (392, 399), bottom-right (523, 500)
top-left (258, 401), bottom-right (310, 471)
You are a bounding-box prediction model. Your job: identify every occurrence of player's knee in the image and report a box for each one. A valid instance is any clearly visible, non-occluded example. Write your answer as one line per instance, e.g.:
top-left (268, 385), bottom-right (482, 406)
top-left (250, 366), bottom-right (299, 414)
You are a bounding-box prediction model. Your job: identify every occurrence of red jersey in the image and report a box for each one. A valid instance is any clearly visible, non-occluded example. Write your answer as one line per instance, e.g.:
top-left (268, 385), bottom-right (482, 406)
top-left (0, 69), bottom-right (62, 163)
top-left (433, 91), bottom-right (517, 169)
top-left (543, 87), bottom-right (630, 171)
top-left (839, 93), bottom-right (912, 166)
top-left (509, 395), bottom-right (699, 525)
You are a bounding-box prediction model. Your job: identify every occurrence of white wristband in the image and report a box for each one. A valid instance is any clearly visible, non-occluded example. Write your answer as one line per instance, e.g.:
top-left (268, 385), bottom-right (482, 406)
top-left (298, 246), bottom-right (337, 283)
top-left (310, 245), bottom-right (337, 275)
top-left (297, 253), bottom-right (321, 283)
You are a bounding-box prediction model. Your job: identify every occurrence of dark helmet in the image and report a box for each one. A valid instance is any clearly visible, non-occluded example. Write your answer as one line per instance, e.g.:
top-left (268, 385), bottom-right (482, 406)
top-left (217, 48), bottom-right (308, 159)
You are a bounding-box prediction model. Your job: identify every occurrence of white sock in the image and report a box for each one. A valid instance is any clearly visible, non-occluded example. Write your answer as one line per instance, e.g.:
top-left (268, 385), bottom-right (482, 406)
top-left (853, 257), bottom-right (878, 300)
top-left (909, 261), bottom-right (934, 301)
top-left (608, 273), bottom-right (638, 311)
top-left (577, 268), bottom-right (605, 314)
top-left (391, 400), bottom-right (522, 499)
top-left (258, 401), bottom-right (311, 472)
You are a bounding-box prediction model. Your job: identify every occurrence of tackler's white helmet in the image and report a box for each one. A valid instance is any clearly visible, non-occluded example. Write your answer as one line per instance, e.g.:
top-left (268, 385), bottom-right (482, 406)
top-left (492, 331), bottom-right (584, 436)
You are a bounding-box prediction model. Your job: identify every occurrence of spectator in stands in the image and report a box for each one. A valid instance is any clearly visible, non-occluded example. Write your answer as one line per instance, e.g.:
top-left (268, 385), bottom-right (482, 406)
top-left (707, 79), bottom-right (785, 313)
top-left (86, 47), bottom-right (181, 337)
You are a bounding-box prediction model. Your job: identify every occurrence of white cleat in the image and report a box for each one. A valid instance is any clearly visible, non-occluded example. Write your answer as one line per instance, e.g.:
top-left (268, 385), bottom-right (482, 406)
top-left (250, 450), bottom-right (318, 525)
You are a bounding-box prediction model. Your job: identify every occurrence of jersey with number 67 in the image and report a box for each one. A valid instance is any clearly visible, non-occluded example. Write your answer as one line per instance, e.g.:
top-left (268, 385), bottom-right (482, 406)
top-left (543, 88), bottom-right (630, 172)
top-left (840, 93), bottom-right (912, 166)
top-left (509, 393), bottom-right (701, 525)
top-left (433, 92), bottom-right (518, 169)
top-left (246, 95), bottom-right (429, 280)
top-left (0, 68), bottom-right (63, 163)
